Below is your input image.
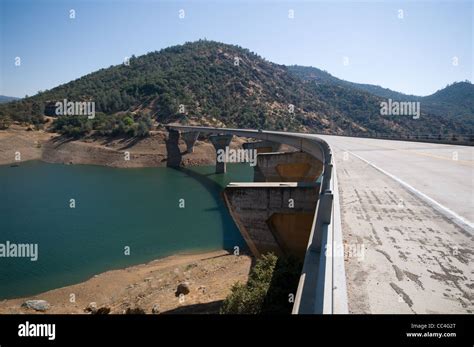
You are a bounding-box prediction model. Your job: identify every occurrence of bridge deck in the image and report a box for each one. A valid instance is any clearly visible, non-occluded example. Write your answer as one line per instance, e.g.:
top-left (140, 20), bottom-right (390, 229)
top-left (318, 135), bottom-right (473, 313)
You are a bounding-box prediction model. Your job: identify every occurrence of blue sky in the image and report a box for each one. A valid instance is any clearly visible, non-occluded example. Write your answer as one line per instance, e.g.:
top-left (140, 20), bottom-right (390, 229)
top-left (0, 0), bottom-right (472, 98)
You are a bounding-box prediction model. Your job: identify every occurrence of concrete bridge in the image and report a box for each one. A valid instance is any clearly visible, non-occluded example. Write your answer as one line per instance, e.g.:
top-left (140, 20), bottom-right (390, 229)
top-left (167, 125), bottom-right (347, 314)
top-left (166, 125), bottom-right (473, 314)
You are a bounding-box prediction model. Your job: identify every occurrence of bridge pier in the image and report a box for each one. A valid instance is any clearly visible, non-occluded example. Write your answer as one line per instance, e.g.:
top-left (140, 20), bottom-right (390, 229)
top-left (165, 128), bottom-right (182, 168)
top-left (182, 131), bottom-right (200, 153)
top-left (209, 134), bottom-right (233, 174)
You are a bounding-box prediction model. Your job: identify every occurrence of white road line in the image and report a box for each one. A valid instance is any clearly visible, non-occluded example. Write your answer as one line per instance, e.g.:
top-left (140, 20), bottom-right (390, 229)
top-left (347, 150), bottom-right (474, 235)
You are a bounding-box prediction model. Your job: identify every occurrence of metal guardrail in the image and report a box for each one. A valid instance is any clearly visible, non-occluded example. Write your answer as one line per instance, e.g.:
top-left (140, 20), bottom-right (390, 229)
top-left (167, 125), bottom-right (348, 314)
top-left (290, 133), bottom-right (348, 314)
top-left (312, 132), bottom-right (474, 146)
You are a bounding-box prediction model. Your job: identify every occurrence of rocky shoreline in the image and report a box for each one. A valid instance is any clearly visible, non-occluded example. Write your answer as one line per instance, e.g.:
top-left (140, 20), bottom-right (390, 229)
top-left (0, 250), bottom-right (253, 314)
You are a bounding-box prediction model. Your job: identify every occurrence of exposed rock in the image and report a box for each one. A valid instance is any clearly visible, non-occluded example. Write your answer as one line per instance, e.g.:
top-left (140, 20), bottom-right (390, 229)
top-left (84, 302), bottom-right (98, 313)
top-left (125, 307), bottom-right (146, 314)
top-left (21, 300), bottom-right (50, 312)
top-left (0, 250), bottom-right (253, 315)
top-left (175, 282), bottom-right (190, 297)
top-left (94, 306), bottom-right (111, 315)
top-left (151, 304), bottom-right (160, 314)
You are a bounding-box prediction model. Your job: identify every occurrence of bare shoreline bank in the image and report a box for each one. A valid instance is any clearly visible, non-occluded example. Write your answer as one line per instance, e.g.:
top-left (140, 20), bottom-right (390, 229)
top-left (0, 125), bottom-right (246, 168)
top-left (0, 250), bottom-right (253, 314)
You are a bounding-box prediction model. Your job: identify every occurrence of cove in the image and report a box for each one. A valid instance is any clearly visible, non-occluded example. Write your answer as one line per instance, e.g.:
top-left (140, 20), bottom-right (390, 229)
top-left (0, 161), bottom-right (250, 299)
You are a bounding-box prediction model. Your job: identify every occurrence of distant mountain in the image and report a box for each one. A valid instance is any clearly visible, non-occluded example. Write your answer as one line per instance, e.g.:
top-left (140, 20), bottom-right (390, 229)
top-left (288, 65), bottom-right (474, 119)
top-left (288, 65), bottom-right (420, 100)
top-left (422, 82), bottom-right (474, 122)
top-left (0, 95), bottom-right (19, 104)
top-left (0, 41), bottom-right (471, 137)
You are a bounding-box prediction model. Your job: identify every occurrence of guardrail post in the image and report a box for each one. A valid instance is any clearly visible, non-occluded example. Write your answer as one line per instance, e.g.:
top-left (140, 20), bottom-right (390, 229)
top-left (322, 163), bottom-right (333, 192)
top-left (311, 189), bottom-right (333, 251)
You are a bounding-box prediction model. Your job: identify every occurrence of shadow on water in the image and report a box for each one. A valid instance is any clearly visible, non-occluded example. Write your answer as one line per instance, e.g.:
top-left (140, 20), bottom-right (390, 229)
top-left (169, 166), bottom-right (247, 253)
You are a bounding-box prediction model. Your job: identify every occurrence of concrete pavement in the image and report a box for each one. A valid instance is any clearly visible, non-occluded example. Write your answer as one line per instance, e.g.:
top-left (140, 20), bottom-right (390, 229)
top-left (318, 136), bottom-right (474, 225)
top-left (317, 135), bottom-right (473, 313)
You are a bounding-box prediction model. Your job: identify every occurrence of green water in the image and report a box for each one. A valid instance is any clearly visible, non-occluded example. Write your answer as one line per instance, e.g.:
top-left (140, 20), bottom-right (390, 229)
top-left (0, 161), bottom-right (251, 299)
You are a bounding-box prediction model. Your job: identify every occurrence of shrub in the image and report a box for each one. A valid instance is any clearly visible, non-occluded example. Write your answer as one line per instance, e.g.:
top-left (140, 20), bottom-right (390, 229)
top-left (53, 112), bottom-right (152, 138)
top-left (220, 253), bottom-right (302, 314)
top-left (0, 115), bottom-right (12, 130)
top-left (136, 120), bottom-right (150, 137)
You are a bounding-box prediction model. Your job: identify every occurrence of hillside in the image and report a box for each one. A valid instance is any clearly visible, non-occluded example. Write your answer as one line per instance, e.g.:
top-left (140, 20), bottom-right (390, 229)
top-left (0, 95), bottom-right (19, 104)
top-left (0, 40), bottom-right (472, 137)
top-left (423, 82), bottom-right (474, 124)
top-left (288, 65), bottom-right (419, 101)
top-left (288, 65), bottom-right (474, 120)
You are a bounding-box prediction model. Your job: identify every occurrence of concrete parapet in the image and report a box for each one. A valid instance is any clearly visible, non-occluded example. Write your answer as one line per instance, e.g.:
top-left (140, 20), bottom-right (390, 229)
top-left (254, 151), bottom-right (323, 182)
top-left (223, 182), bottom-right (320, 259)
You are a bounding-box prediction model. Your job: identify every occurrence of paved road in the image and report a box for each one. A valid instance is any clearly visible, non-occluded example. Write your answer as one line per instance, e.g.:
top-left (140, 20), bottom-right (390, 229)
top-left (318, 135), bottom-right (474, 226)
top-left (316, 135), bottom-right (473, 313)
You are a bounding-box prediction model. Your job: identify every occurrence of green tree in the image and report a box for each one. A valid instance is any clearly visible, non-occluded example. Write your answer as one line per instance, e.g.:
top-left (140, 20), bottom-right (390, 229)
top-left (220, 253), bottom-right (277, 314)
top-left (0, 115), bottom-right (12, 130)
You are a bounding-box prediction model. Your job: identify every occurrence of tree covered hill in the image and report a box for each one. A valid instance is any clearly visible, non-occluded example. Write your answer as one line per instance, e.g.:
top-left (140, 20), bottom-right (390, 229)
top-left (288, 65), bottom-right (420, 101)
top-left (288, 65), bottom-right (474, 120)
top-left (422, 82), bottom-right (474, 126)
top-left (0, 40), bottom-right (471, 137)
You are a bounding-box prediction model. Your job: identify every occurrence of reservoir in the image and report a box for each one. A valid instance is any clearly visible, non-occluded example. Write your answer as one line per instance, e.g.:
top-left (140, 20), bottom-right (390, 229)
top-left (0, 161), bottom-right (251, 299)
